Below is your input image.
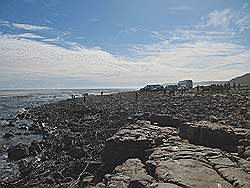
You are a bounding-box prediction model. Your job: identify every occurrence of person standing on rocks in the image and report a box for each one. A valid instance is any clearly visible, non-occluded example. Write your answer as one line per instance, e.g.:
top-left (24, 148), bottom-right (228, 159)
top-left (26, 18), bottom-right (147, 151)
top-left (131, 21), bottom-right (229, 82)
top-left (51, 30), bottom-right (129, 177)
top-left (197, 85), bottom-right (200, 93)
top-left (233, 82), bottom-right (236, 90)
top-left (238, 83), bottom-right (241, 90)
top-left (135, 91), bottom-right (138, 101)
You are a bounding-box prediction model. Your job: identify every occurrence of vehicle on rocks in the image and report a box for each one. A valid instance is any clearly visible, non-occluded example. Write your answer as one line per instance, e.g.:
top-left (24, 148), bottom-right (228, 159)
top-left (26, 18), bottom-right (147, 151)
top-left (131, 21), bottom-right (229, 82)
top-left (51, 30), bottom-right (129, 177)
top-left (139, 84), bottom-right (163, 92)
top-left (178, 80), bottom-right (193, 90)
top-left (165, 84), bottom-right (178, 92)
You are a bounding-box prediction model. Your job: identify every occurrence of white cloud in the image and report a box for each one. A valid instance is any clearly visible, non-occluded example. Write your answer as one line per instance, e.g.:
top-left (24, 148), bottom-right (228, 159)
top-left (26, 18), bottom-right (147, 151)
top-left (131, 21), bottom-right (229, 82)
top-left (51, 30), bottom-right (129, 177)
top-left (0, 20), bottom-right (11, 27)
top-left (204, 7), bottom-right (250, 33)
top-left (0, 35), bottom-right (249, 89)
top-left (8, 33), bottom-right (45, 39)
top-left (90, 18), bottom-right (100, 22)
top-left (118, 25), bottom-right (143, 34)
top-left (0, 6), bottom-right (249, 88)
top-left (206, 9), bottom-right (234, 28)
top-left (151, 31), bottom-right (167, 40)
top-left (12, 23), bottom-right (50, 31)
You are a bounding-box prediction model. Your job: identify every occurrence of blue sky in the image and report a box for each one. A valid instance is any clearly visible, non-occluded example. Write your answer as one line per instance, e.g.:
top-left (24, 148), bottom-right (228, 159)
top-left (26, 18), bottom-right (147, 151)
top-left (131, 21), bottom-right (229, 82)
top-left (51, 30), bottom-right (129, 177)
top-left (0, 0), bottom-right (250, 89)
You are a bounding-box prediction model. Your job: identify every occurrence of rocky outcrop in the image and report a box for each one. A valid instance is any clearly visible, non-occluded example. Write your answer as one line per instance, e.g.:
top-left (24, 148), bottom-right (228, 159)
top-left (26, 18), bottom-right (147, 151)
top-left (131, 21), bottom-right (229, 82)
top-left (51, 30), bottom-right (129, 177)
top-left (179, 121), bottom-right (249, 152)
top-left (93, 121), bottom-right (250, 188)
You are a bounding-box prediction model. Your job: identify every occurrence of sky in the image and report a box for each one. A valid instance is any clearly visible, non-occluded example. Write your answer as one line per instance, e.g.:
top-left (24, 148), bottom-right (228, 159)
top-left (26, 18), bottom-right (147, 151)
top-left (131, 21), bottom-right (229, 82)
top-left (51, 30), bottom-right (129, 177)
top-left (0, 0), bottom-right (250, 89)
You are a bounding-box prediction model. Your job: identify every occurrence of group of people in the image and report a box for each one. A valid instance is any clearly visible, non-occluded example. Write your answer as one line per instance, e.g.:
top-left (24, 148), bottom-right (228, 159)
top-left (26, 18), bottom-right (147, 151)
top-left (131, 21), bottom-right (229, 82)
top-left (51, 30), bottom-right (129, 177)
top-left (197, 83), bottom-right (241, 93)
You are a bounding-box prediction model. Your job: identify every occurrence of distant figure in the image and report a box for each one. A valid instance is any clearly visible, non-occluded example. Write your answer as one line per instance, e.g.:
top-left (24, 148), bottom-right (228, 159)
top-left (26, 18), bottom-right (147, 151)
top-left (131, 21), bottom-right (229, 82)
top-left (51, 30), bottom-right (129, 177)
top-left (233, 82), bottom-right (236, 90)
top-left (71, 95), bottom-right (75, 100)
top-left (201, 85), bottom-right (204, 95)
top-left (172, 90), bottom-right (175, 96)
top-left (101, 91), bottom-right (104, 96)
top-left (224, 83), bottom-right (227, 91)
top-left (197, 85), bottom-right (200, 92)
top-left (83, 95), bottom-right (86, 102)
top-left (135, 91), bottom-right (138, 101)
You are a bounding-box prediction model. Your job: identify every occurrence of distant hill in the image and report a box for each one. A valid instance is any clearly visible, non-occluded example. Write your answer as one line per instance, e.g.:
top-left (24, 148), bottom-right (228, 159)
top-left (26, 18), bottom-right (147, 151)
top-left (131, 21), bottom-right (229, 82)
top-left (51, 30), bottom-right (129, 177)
top-left (229, 73), bottom-right (250, 86)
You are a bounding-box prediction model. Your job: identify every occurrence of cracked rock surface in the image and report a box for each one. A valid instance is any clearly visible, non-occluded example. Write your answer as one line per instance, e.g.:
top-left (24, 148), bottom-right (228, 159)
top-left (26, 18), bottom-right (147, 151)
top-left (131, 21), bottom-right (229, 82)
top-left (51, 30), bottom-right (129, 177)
top-left (94, 121), bottom-right (249, 188)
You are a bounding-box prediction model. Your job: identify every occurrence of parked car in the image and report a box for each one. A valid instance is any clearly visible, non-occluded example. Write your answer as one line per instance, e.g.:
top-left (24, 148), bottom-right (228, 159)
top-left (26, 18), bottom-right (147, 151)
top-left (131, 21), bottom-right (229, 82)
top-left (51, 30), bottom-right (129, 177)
top-left (140, 84), bottom-right (163, 92)
top-left (165, 84), bottom-right (178, 92)
top-left (178, 80), bottom-right (193, 90)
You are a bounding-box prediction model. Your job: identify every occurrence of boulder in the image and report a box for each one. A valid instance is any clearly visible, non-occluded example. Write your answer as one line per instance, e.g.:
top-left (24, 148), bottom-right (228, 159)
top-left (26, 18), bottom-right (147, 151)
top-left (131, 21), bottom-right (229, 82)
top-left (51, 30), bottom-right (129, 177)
top-left (102, 158), bottom-right (155, 188)
top-left (7, 143), bottom-right (29, 160)
top-left (102, 121), bottom-right (177, 167)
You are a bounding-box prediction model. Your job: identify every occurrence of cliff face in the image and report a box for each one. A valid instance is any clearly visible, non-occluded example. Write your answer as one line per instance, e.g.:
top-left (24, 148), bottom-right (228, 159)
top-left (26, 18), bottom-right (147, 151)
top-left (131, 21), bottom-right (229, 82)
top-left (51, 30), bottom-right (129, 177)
top-left (229, 73), bottom-right (250, 86)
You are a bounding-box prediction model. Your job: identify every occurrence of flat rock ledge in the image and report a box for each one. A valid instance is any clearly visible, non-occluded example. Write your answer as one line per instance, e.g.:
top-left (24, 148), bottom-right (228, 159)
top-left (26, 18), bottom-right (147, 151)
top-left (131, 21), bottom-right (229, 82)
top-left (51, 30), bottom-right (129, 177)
top-left (136, 113), bottom-right (249, 153)
top-left (85, 120), bottom-right (250, 188)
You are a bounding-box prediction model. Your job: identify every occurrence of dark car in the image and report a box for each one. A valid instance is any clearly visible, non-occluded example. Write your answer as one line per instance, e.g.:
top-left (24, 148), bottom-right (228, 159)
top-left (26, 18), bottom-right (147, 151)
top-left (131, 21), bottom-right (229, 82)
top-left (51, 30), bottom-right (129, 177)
top-left (140, 84), bottom-right (163, 92)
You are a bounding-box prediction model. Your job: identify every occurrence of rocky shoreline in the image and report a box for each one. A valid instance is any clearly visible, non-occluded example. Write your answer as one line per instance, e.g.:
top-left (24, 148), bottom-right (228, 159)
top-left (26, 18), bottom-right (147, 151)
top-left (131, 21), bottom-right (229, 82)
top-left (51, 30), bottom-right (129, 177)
top-left (0, 91), bottom-right (249, 187)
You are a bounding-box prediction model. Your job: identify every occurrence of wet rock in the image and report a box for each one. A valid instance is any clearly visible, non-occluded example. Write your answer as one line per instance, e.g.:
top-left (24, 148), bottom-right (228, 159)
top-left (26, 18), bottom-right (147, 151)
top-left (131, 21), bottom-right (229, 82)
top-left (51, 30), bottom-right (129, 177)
top-left (239, 138), bottom-right (250, 147)
top-left (2, 132), bottom-right (14, 139)
top-left (238, 146), bottom-right (245, 158)
top-left (61, 177), bottom-right (74, 183)
top-left (17, 159), bottom-right (35, 178)
top-left (6, 121), bottom-right (15, 127)
top-left (29, 141), bottom-right (42, 156)
top-left (210, 115), bottom-right (218, 123)
top-left (51, 172), bottom-right (65, 181)
top-left (243, 149), bottom-right (250, 159)
top-left (7, 143), bottom-right (29, 160)
top-left (42, 176), bottom-right (55, 185)
top-left (18, 125), bottom-right (29, 130)
top-left (68, 147), bottom-right (89, 159)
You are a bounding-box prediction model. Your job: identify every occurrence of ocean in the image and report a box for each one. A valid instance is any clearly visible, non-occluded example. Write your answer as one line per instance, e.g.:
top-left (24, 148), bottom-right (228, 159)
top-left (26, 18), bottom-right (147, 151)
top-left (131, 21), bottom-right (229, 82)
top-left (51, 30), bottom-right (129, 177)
top-left (0, 88), bottom-right (133, 119)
